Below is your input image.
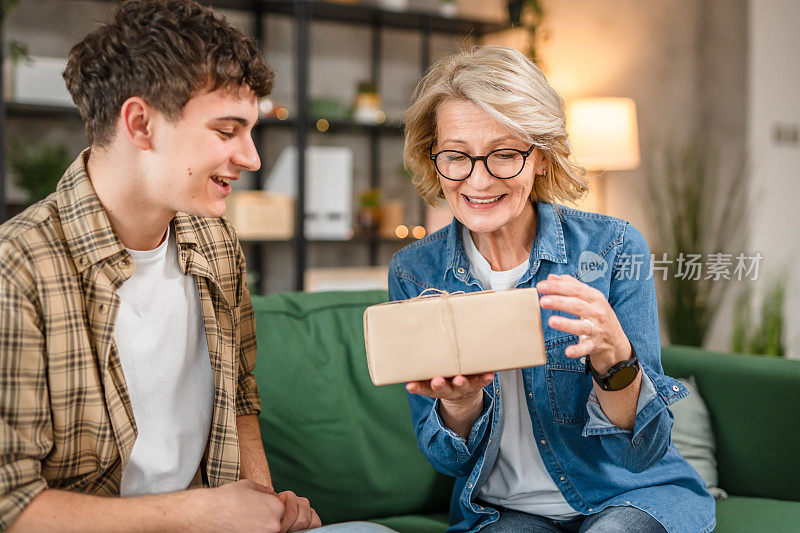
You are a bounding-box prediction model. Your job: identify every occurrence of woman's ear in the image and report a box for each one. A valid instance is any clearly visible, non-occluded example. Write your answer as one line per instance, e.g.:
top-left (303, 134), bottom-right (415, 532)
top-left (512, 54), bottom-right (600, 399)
top-left (534, 150), bottom-right (548, 176)
top-left (118, 96), bottom-right (154, 150)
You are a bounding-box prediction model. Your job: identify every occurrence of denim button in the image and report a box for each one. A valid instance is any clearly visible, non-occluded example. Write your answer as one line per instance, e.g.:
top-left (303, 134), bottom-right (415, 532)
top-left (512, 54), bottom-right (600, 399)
top-left (540, 439), bottom-right (546, 445)
top-left (559, 476), bottom-right (566, 481)
top-left (634, 436), bottom-right (643, 446)
top-left (468, 482), bottom-right (473, 489)
top-left (458, 267), bottom-right (465, 274)
top-left (588, 508), bottom-right (594, 512)
top-left (672, 385), bottom-right (680, 392)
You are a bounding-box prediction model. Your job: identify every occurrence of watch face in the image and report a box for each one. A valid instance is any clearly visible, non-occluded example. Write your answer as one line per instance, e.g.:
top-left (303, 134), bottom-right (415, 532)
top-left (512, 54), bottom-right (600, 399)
top-left (608, 365), bottom-right (638, 390)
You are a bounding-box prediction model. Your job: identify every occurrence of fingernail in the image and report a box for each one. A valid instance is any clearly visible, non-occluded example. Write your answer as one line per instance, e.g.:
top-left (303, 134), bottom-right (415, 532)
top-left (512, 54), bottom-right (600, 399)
top-left (540, 297), bottom-right (551, 305)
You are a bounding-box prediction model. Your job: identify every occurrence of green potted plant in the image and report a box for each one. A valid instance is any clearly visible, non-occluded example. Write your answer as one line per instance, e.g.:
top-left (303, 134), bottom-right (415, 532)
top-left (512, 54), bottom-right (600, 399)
top-left (507, 0), bottom-right (545, 61)
top-left (9, 142), bottom-right (72, 203)
top-left (1, 0), bottom-right (29, 62)
top-left (357, 188), bottom-right (382, 233)
top-left (732, 272), bottom-right (787, 356)
top-left (644, 141), bottom-right (749, 347)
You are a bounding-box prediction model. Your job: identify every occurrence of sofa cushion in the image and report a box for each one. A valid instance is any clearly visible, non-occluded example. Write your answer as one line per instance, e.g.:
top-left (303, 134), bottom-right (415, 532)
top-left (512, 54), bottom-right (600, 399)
top-left (251, 290), bottom-right (453, 524)
top-left (670, 376), bottom-right (727, 499)
top-left (715, 496), bottom-right (800, 531)
top-left (662, 346), bottom-right (800, 501)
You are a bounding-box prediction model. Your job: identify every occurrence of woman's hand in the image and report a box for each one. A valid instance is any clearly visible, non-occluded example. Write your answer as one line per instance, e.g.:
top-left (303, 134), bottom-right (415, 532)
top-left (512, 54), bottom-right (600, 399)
top-left (406, 373), bottom-right (494, 438)
top-left (405, 373), bottom-right (494, 402)
top-left (536, 273), bottom-right (632, 374)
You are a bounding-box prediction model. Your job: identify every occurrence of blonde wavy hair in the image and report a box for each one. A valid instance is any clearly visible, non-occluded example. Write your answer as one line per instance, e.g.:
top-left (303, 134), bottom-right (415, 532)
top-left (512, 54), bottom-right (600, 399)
top-left (404, 45), bottom-right (587, 206)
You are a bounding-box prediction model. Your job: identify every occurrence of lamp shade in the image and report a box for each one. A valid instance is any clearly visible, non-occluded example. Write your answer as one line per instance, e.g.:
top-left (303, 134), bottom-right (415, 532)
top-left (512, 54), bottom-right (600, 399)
top-left (566, 97), bottom-right (640, 171)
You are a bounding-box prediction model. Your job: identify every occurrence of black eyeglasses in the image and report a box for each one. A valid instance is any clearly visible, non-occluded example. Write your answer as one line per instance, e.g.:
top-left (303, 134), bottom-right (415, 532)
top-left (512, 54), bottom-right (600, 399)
top-left (429, 145), bottom-right (536, 181)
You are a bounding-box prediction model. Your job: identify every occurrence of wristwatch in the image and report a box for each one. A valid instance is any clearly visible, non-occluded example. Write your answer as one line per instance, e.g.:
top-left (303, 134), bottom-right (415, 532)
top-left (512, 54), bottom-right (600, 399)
top-left (584, 344), bottom-right (640, 391)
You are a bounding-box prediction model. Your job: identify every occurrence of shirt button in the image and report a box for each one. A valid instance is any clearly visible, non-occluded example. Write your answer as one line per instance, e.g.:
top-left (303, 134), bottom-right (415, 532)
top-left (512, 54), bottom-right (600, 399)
top-left (98, 304), bottom-right (109, 314)
top-left (528, 392), bottom-right (533, 398)
top-left (457, 267), bottom-right (465, 274)
top-left (79, 257), bottom-right (88, 266)
top-left (559, 476), bottom-right (566, 481)
top-left (120, 259), bottom-right (129, 268)
top-left (588, 508), bottom-right (594, 512)
top-left (634, 436), bottom-right (643, 446)
top-left (540, 439), bottom-right (546, 445)
top-left (626, 500), bottom-right (631, 505)
top-left (467, 482), bottom-right (473, 489)
top-left (579, 356), bottom-right (586, 365)
top-left (672, 385), bottom-right (680, 392)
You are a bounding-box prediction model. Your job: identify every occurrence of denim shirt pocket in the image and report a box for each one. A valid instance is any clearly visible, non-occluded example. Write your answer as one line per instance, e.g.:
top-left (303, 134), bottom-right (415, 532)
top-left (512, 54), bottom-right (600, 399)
top-left (546, 335), bottom-right (593, 425)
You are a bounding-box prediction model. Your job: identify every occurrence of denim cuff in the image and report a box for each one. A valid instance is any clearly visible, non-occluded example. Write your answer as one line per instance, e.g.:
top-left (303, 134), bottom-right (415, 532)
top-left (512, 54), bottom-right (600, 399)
top-left (582, 369), bottom-right (658, 436)
top-left (426, 389), bottom-right (494, 460)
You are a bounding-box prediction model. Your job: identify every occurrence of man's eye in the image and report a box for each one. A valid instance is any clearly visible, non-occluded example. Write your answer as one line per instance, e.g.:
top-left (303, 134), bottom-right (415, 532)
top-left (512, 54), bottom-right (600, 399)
top-left (218, 130), bottom-right (234, 138)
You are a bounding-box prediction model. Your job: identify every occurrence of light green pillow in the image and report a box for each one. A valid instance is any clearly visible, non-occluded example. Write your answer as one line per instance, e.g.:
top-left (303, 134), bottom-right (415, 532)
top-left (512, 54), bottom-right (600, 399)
top-left (670, 376), bottom-right (728, 500)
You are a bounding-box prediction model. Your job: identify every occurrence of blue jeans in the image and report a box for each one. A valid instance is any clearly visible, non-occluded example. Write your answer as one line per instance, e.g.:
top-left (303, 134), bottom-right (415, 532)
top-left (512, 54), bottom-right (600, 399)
top-left (479, 506), bottom-right (668, 533)
top-left (302, 523), bottom-right (396, 532)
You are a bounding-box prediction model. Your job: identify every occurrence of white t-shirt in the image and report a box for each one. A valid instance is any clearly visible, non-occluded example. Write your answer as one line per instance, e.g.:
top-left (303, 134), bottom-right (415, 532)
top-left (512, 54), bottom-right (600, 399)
top-left (114, 226), bottom-right (215, 497)
top-left (462, 226), bottom-right (579, 520)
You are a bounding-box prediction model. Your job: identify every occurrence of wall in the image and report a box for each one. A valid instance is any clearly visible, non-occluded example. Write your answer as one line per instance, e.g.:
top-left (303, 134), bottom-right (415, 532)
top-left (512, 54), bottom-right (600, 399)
top-left (748, 0), bottom-right (800, 358)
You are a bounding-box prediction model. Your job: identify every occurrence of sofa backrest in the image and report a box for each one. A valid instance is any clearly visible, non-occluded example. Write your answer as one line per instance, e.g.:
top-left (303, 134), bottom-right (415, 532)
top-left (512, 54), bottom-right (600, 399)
top-left (251, 290), bottom-right (453, 523)
top-left (662, 345), bottom-right (800, 502)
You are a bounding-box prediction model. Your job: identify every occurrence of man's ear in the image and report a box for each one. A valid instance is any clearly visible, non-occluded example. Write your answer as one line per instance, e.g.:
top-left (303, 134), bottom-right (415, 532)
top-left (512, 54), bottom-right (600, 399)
top-left (119, 97), bottom-right (154, 150)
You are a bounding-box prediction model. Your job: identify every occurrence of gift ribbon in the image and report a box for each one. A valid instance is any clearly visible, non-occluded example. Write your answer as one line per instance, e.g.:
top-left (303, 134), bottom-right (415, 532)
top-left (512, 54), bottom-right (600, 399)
top-left (414, 288), bottom-right (466, 376)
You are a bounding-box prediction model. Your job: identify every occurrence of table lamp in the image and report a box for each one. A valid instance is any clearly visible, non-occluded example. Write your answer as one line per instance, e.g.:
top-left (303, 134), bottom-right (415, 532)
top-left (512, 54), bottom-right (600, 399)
top-left (566, 97), bottom-right (640, 213)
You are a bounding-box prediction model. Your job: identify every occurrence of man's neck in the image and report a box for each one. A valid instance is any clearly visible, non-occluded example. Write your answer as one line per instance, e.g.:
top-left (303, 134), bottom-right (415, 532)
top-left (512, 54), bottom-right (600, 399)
top-left (86, 146), bottom-right (175, 251)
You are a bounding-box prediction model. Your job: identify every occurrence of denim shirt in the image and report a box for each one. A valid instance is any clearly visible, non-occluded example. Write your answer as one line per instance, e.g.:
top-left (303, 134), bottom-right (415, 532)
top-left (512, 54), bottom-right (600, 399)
top-left (387, 201), bottom-right (716, 533)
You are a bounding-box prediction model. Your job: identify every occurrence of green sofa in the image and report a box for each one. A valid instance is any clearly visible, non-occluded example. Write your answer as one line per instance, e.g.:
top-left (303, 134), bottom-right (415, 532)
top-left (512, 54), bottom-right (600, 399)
top-left (251, 290), bottom-right (800, 532)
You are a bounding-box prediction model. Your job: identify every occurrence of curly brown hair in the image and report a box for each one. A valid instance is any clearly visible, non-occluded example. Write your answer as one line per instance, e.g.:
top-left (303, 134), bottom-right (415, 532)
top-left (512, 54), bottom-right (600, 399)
top-left (63, 0), bottom-right (274, 146)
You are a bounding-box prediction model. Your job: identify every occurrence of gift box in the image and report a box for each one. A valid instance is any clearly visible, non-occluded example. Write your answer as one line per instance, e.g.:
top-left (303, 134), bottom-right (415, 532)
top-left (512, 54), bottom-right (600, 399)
top-left (225, 191), bottom-right (294, 240)
top-left (363, 288), bottom-right (546, 386)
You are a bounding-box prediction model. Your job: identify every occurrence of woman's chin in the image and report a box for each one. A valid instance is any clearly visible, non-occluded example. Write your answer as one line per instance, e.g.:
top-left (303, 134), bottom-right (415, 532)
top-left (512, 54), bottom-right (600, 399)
top-left (458, 214), bottom-right (509, 235)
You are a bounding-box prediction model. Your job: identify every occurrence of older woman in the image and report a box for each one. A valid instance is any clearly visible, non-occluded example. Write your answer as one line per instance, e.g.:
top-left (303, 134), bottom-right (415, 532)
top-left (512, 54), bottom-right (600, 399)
top-left (388, 46), bottom-right (714, 533)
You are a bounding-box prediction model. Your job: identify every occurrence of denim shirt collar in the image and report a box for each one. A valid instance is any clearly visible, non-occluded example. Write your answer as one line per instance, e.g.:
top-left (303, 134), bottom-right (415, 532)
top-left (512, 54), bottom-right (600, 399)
top-left (444, 200), bottom-right (567, 287)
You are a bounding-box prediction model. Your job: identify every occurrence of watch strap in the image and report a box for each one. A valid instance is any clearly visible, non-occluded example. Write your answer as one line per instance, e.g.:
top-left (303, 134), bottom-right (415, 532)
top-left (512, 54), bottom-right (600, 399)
top-left (585, 344), bottom-right (639, 391)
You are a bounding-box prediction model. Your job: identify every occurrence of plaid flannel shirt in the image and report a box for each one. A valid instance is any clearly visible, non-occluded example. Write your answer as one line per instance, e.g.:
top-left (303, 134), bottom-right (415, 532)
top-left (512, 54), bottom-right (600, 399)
top-left (0, 150), bottom-right (261, 529)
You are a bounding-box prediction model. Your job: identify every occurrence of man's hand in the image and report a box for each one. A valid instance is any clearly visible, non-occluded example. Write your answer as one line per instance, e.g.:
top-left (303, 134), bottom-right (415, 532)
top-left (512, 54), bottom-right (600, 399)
top-left (197, 480), bottom-right (285, 533)
top-left (277, 490), bottom-right (322, 532)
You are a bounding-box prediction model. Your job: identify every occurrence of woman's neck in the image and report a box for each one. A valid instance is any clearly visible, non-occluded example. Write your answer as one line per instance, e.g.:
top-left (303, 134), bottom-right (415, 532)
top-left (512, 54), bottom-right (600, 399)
top-left (469, 201), bottom-right (536, 271)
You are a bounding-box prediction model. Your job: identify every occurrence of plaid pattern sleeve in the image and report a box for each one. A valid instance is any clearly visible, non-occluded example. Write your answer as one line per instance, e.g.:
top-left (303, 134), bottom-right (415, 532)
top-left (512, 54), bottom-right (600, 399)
top-left (0, 244), bottom-right (52, 530)
top-left (235, 264), bottom-right (261, 417)
top-left (223, 218), bottom-right (260, 417)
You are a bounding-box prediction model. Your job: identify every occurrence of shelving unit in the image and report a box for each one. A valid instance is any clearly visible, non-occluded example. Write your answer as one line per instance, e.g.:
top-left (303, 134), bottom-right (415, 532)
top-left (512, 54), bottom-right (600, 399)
top-left (0, 0), bottom-right (506, 293)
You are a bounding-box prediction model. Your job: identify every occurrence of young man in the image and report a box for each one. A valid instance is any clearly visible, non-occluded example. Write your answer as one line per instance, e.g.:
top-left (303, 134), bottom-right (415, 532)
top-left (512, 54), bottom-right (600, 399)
top-left (0, 1), bottom-right (328, 531)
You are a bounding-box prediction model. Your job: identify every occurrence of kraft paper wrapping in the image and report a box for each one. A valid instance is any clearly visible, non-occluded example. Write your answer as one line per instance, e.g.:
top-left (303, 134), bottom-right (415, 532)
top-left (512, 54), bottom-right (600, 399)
top-left (363, 288), bottom-right (546, 386)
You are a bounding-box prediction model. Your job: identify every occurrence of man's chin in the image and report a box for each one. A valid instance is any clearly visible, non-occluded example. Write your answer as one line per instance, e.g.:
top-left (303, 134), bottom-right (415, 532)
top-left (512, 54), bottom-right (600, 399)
top-left (181, 203), bottom-right (227, 219)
